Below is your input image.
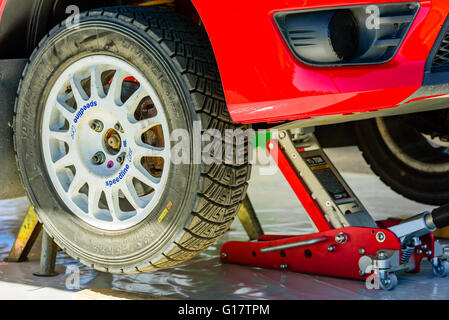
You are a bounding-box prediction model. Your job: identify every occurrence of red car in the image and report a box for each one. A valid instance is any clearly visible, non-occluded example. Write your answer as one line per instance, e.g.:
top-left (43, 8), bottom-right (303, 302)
top-left (0, 0), bottom-right (448, 273)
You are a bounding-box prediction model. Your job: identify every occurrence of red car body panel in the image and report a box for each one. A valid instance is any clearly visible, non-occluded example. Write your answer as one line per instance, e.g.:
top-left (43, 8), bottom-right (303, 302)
top-left (192, 0), bottom-right (448, 123)
top-left (1, 0), bottom-right (448, 124)
top-left (0, 1), bottom-right (5, 17)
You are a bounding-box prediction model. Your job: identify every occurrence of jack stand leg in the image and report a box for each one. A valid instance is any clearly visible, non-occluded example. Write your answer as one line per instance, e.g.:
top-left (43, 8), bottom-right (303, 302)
top-left (7, 206), bottom-right (42, 262)
top-left (238, 196), bottom-right (264, 240)
top-left (33, 231), bottom-right (59, 277)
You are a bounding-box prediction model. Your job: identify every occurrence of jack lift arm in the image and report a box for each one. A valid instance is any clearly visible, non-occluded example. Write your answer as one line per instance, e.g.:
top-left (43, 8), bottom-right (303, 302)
top-left (221, 129), bottom-right (449, 290)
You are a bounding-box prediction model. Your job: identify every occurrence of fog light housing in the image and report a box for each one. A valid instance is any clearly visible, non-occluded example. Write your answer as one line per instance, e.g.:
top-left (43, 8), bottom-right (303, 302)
top-left (275, 2), bottom-right (419, 66)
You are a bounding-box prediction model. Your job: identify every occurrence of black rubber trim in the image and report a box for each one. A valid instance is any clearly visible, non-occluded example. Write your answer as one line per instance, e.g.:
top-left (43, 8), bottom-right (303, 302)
top-left (431, 203), bottom-right (449, 229)
top-left (423, 14), bottom-right (449, 86)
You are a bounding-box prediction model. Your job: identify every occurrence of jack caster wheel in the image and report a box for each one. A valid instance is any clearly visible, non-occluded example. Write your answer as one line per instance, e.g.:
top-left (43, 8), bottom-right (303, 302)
top-left (379, 273), bottom-right (398, 291)
top-left (432, 260), bottom-right (449, 278)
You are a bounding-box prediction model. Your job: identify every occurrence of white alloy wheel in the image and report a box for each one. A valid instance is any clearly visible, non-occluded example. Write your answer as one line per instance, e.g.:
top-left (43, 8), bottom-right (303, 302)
top-left (42, 55), bottom-right (170, 230)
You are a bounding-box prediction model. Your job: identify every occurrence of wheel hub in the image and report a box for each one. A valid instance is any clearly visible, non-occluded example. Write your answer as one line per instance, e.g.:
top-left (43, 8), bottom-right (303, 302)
top-left (75, 109), bottom-right (128, 177)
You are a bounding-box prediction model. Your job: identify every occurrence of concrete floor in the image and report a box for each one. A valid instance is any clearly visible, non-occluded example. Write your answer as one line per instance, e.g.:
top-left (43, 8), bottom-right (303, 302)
top-left (0, 146), bottom-right (448, 300)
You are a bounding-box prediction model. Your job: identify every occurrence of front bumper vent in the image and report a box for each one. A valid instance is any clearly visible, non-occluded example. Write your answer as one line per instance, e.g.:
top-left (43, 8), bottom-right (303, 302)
top-left (431, 25), bottom-right (449, 73)
top-left (275, 2), bottom-right (420, 66)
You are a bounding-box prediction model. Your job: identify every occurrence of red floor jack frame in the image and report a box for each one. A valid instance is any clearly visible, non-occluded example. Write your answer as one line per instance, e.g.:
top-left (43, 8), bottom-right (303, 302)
top-left (221, 128), bottom-right (449, 290)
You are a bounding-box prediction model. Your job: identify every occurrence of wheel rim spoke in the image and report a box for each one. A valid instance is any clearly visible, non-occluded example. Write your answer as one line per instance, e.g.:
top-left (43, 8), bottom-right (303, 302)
top-left (68, 174), bottom-right (86, 196)
top-left (107, 68), bottom-right (126, 105)
top-left (135, 118), bottom-right (160, 134)
top-left (55, 101), bottom-right (75, 121)
top-left (87, 186), bottom-right (102, 215)
top-left (105, 187), bottom-right (121, 221)
top-left (49, 130), bottom-right (72, 145)
top-left (90, 64), bottom-right (106, 99)
top-left (124, 87), bottom-right (146, 119)
top-left (54, 152), bottom-right (74, 169)
top-left (130, 164), bottom-right (159, 189)
top-left (69, 75), bottom-right (89, 105)
top-left (134, 143), bottom-right (166, 159)
top-left (121, 179), bottom-right (146, 210)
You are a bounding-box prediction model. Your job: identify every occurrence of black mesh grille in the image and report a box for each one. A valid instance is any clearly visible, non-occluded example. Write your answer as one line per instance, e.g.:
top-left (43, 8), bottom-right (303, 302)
top-left (432, 27), bottom-right (449, 72)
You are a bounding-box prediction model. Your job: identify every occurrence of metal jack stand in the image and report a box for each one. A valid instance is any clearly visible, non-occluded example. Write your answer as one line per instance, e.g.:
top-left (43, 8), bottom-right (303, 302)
top-left (238, 196), bottom-right (264, 240)
top-left (224, 128), bottom-right (449, 290)
top-left (7, 206), bottom-right (59, 276)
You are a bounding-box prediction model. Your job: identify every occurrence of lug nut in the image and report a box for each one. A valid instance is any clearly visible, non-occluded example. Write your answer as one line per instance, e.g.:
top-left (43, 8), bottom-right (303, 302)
top-left (117, 152), bottom-right (126, 165)
top-left (90, 120), bottom-right (104, 132)
top-left (114, 123), bottom-right (124, 133)
top-left (92, 152), bottom-right (106, 165)
top-left (328, 245), bottom-right (337, 252)
top-left (359, 248), bottom-right (366, 255)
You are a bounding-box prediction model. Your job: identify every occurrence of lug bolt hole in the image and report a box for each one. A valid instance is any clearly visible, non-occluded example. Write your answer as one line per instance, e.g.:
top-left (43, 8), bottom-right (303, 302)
top-left (114, 122), bottom-right (124, 133)
top-left (92, 152), bottom-right (106, 165)
top-left (90, 120), bottom-right (104, 132)
top-left (117, 152), bottom-right (126, 165)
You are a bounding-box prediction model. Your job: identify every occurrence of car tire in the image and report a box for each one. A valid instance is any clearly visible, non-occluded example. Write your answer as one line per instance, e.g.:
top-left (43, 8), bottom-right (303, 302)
top-left (355, 116), bottom-right (449, 206)
top-left (13, 6), bottom-right (251, 273)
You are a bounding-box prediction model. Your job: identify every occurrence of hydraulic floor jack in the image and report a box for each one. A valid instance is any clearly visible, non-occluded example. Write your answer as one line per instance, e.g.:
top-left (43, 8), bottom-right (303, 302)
top-left (221, 128), bottom-right (449, 290)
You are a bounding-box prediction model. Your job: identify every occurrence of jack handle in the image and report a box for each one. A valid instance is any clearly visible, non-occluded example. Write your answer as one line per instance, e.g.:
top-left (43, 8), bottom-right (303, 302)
top-left (388, 203), bottom-right (449, 246)
top-left (430, 203), bottom-right (449, 229)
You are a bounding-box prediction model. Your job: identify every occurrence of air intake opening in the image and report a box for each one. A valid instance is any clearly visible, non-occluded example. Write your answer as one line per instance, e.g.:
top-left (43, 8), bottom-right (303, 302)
top-left (275, 2), bottom-right (419, 66)
top-left (329, 10), bottom-right (359, 61)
